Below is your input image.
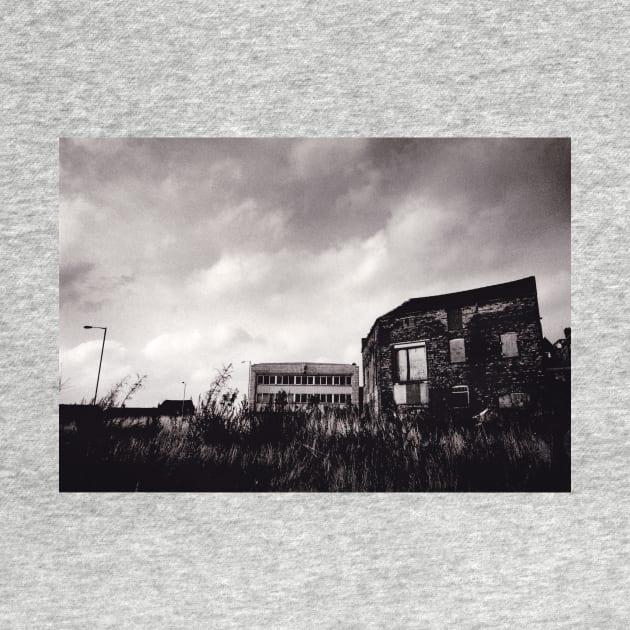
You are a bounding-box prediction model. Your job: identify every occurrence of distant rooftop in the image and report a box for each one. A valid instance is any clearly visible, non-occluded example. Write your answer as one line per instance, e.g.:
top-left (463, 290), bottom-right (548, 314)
top-left (251, 362), bottom-right (358, 374)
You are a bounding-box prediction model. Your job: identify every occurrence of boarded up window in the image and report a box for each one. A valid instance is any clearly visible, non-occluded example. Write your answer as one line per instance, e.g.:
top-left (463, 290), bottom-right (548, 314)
top-left (393, 383), bottom-right (429, 405)
top-left (449, 338), bottom-right (466, 363)
top-left (397, 349), bottom-right (408, 381)
top-left (406, 383), bottom-right (428, 405)
top-left (393, 383), bottom-right (406, 404)
top-left (501, 332), bottom-right (519, 357)
top-left (408, 346), bottom-right (428, 380)
top-left (447, 307), bottom-right (463, 330)
top-left (397, 345), bottom-right (427, 381)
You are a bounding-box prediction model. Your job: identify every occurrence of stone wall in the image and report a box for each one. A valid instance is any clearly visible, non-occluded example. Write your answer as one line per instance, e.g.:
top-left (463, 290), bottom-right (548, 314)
top-left (362, 279), bottom-right (545, 415)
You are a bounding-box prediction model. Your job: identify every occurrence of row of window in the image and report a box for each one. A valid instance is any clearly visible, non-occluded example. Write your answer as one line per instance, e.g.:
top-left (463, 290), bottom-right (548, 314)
top-left (256, 374), bottom-right (353, 386)
top-left (395, 333), bottom-right (520, 382)
top-left (394, 383), bottom-right (469, 407)
top-left (394, 384), bottom-right (530, 409)
top-left (449, 332), bottom-right (519, 364)
top-left (255, 392), bottom-right (353, 405)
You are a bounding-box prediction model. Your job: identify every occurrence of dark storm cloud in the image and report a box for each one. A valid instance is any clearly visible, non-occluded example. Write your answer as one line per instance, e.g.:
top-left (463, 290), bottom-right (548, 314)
top-left (59, 260), bottom-right (94, 304)
top-left (60, 137), bottom-right (569, 257)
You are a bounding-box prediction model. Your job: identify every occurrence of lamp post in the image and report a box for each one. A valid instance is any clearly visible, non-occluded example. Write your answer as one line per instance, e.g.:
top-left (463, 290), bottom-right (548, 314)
top-left (83, 325), bottom-right (107, 405)
top-left (181, 381), bottom-right (187, 417)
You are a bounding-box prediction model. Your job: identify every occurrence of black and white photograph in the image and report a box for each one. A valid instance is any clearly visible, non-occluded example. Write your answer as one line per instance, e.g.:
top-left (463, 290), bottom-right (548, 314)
top-left (59, 137), bottom-right (570, 491)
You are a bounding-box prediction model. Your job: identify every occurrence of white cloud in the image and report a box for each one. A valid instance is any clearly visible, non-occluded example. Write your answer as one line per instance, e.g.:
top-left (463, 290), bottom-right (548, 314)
top-left (142, 330), bottom-right (203, 360)
top-left (60, 339), bottom-right (132, 402)
top-left (186, 252), bottom-right (273, 296)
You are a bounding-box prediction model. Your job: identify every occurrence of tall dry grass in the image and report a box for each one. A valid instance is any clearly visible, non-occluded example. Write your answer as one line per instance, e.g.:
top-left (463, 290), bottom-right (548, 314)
top-left (60, 404), bottom-right (567, 491)
top-left (60, 365), bottom-right (569, 491)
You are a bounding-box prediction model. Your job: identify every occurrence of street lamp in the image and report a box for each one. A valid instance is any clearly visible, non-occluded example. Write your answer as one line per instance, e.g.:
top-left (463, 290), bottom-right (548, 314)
top-left (83, 325), bottom-right (107, 405)
top-left (181, 381), bottom-right (187, 417)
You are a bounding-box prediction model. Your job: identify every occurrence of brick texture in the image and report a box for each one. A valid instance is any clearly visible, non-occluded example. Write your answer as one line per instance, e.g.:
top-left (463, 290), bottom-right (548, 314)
top-left (362, 277), bottom-right (545, 415)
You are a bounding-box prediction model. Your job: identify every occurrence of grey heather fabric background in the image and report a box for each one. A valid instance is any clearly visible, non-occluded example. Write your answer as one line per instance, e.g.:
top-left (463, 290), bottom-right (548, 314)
top-left (1, 1), bottom-right (628, 628)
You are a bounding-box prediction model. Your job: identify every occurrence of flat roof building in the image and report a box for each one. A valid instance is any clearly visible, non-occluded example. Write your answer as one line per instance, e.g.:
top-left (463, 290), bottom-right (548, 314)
top-left (248, 362), bottom-right (360, 411)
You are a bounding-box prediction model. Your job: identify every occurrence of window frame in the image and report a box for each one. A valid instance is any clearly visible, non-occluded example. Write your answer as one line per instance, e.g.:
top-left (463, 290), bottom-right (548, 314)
top-left (451, 385), bottom-right (470, 408)
top-left (449, 337), bottom-right (466, 364)
top-left (394, 341), bottom-right (428, 383)
top-left (501, 332), bottom-right (519, 358)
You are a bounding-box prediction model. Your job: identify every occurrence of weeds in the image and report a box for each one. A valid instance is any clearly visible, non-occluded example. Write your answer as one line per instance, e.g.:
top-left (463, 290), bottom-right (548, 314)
top-left (61, 369), bottom-right (569, 492)
top-left (60, 408), bottom-right (568, 492)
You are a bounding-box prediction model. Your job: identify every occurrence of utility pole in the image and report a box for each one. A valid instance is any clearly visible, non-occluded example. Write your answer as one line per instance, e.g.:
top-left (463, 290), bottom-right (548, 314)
top-left (84, 325), bottom-right (107, 405)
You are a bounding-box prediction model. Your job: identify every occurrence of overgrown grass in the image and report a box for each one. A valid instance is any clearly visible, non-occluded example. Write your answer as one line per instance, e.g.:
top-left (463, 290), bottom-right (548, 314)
top-left (60, 404), bottom-right (569, 491)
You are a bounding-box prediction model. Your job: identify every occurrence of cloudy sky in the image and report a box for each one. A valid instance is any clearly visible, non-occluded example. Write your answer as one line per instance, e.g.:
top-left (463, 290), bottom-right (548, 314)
top-left (59, 138), bottom-right (570, 406)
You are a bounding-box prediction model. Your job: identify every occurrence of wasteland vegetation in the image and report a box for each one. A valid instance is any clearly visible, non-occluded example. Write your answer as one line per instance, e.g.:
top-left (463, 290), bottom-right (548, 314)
top-left (60, 366), bottom-right (570, 492)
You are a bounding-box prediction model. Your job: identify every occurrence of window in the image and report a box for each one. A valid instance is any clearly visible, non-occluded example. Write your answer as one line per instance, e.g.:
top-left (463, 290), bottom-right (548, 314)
top-left (257, 375), bottom-right (264, 384)
top-left (449, 338), bottom-right (466, 363)
top-left (333, 376), bottom-right (340, 385)
top-left (447, 307), bottom-right (463, 331)
top-left (501, 332), bottom-right (519, 357)
top-left (393, 382), bottom-right (429, 405)
top-left (396, 343), bottom-right (427, 382)
top-left (307, 376), bottom-right (314, 385)
top-left (451, 385), bottom-right (469, 408)
top-left (346, 375), bottom-right (352, 386)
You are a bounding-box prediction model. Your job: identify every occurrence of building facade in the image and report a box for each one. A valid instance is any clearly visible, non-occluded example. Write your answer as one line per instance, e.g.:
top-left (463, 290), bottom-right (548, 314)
top-left (248, 362), bottom-right (360, 411)
top-left (361, 277), bottom-right (545, 415)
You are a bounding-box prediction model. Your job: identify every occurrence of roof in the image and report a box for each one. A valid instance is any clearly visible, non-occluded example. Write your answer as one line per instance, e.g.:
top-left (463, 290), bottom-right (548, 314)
top-left (158, 399), bottom-right (195, 411)
top-left (363, 277), bottom-right (539, 343)
top-left (383, 276), bottom-right (537, 318)
top-left (251, 362), bottom-right (358, 375)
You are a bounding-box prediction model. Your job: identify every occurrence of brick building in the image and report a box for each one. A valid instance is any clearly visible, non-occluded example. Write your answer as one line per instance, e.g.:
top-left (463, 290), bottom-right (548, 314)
top-left (248, 362), bottom-right (360, 411)
top-left (361, 277), bottom-right (545, 415)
